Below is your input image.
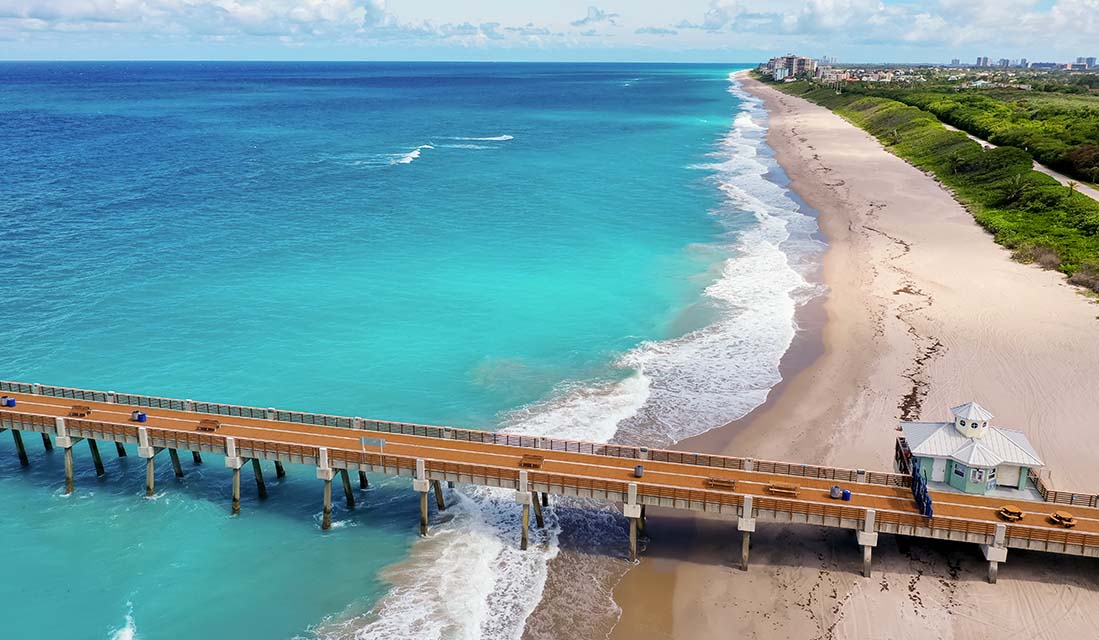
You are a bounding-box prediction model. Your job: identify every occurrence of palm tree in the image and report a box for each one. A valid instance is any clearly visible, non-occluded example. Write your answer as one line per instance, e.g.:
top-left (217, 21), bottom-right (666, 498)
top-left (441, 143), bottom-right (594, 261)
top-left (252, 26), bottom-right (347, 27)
top-left (1001, 173), bottom-right (1031, 204)
top-left (1067, 180), bottom-right (1079, 198)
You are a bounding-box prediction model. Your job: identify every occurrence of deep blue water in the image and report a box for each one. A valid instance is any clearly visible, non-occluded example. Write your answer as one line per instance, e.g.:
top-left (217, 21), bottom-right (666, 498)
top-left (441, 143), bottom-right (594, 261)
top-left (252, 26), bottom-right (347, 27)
top-left (0, 62), bottom-right (817, 639)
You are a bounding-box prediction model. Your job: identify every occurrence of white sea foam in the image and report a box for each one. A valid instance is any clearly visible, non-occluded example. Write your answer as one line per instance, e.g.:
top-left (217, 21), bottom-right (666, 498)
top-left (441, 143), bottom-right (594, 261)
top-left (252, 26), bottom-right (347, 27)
top-left (447, 135), bottom-right (514, 141)
top-left (333, 72), bottom-right (824, 640)
top-left (390, 145), bottom-right (434, 165)
top-left (110, 602), bottom-right (137, 640)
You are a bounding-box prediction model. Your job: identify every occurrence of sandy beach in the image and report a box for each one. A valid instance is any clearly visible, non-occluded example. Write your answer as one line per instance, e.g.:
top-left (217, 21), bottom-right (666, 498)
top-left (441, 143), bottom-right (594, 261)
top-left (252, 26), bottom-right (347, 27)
top-left (608, 72), bottom-right (1099, 640)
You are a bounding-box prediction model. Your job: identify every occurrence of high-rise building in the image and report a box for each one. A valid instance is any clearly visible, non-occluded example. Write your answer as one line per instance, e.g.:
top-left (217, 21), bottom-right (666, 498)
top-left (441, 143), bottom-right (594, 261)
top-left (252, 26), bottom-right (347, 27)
top-left (950, 58), bottom-right (961, 66)
top-left (764, 54), bottom-right (818, 79)
top-left (1087, 57), bottom-right (1097, 68)
top-left (998, 58), bottom-right (1011, 67)
top-left (975, 56), bottom-right (991, 67)
top-left (1020, 58), bottom-right (1028, 68)
top-left (1077, 57), bottom-right (1087, 63)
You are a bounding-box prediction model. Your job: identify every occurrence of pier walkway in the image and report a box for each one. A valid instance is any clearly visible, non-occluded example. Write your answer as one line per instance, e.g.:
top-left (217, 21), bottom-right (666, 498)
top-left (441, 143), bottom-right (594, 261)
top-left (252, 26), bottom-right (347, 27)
top-left (3, 380), bottom-right (1098, 583)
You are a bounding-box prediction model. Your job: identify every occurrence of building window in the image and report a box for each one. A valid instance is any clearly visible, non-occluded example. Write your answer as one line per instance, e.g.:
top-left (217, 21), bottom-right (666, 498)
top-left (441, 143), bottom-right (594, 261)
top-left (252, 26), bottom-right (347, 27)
top-left (989, 467), bottom-right (997, 480)
top-left (954, 465), bottom-right (965, 478)
top-left (971, 468), bottom-right (985, 482)
top-left (960, 420), bottom-right (967, 427)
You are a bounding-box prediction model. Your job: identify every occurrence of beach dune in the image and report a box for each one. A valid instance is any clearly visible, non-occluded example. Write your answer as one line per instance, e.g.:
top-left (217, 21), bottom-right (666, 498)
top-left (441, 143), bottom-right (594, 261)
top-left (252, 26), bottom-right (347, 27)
top-left (608, 72), bottom-right (1099, 640)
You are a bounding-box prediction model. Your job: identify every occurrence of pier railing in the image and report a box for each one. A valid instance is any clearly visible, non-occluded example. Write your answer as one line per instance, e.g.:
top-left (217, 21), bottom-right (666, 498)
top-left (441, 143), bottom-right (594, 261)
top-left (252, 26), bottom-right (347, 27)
top-left (1028, 470), bottom-right (1099, 508)
top-left (5, 406), bottom-right (1099, 555)
top-left (1, 379), bottom-right (910, 490)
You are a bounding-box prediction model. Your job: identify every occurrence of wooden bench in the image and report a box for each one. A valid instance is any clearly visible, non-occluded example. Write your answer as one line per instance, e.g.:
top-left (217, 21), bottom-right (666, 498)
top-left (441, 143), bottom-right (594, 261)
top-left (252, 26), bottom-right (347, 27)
top-left (706, 477), bottom-right (737, 490)
top-left (767, 482), bottom-right (799, 497)
top-left (1050, 511), bottom-right (1076, 528)
top-left (519, 454), bottom-right (544, 469)
top-left (997, 505), bottom-right (1024, 522)
top-left (196, 419), bottom-right (221, 432)
top-left (68, 405), bottom-right (93, 418)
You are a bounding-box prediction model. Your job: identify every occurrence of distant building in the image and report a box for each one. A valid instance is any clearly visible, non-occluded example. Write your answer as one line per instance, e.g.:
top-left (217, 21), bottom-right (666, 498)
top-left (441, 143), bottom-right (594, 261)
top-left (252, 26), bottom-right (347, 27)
top-left (951, 58), bottom-right (961, 66)
top-left (1019, 58), bottom-right (1028, 68)
top-left (900, 403), bottom-right (1044, 496)
top-left (764, 54), bottom-right (817, 79)
top-left (975, 56), bottom-right (990, 67)
top-left (1068, 63), bottom-right (1088, 71)
top-left (1087, 57), bottom-right (1097, 68)
top-left (1029, 62), bottom-right (1061, 70)
top-left (998, 58), bottom-right (1011, 67)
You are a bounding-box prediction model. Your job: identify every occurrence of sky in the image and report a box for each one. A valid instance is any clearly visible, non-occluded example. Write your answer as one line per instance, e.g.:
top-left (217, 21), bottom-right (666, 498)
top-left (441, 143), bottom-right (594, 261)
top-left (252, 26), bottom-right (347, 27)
top-left (0, 0), bottom-right (1097, 63)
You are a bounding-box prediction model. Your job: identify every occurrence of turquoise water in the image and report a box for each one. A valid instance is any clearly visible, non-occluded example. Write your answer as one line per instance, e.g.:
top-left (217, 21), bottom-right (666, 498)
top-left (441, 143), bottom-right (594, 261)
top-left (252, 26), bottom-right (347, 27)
top-left (0, 63), bottom-right (806, 639)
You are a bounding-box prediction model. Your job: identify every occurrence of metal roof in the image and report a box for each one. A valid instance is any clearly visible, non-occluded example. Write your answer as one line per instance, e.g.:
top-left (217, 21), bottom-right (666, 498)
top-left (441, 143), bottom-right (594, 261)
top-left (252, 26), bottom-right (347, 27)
top-left (950, 402), bottom-right (994, 422)
top-left (902, 421), bottom-right (1044, 468)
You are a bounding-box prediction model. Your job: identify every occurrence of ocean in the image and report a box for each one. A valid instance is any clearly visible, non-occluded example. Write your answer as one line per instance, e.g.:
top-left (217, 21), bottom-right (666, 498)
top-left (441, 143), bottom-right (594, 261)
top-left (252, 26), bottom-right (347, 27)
top-left (0, 62), bottom-right (822, 639)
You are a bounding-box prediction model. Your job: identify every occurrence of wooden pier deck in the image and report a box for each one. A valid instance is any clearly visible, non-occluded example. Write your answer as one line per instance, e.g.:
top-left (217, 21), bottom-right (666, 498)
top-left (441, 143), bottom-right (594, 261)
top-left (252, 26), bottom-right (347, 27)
top-left (3, 380), bottom-right (1098, 582)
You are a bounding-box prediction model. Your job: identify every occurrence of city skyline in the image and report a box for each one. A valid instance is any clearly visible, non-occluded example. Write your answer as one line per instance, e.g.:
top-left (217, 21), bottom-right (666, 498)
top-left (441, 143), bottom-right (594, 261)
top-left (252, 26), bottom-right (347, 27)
top-left (0, 0), bottom-right (1097, 62)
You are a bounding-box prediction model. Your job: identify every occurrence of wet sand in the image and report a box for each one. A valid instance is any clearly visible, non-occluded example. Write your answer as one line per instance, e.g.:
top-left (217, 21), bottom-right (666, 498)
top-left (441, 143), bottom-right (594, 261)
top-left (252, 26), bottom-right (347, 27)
top-left (608, 72), bottom-right (1099, 640)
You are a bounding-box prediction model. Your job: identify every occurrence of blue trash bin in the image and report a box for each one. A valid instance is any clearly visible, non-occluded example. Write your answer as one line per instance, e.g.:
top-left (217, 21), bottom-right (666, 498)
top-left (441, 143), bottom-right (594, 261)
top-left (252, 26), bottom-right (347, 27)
top-left (842, 489), bottom-right (852, 501)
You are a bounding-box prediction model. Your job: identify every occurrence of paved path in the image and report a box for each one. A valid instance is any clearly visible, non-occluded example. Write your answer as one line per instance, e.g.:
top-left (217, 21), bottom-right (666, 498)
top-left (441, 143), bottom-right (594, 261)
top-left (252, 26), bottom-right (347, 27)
top-left (943, 123), bottom-right (1099, 202)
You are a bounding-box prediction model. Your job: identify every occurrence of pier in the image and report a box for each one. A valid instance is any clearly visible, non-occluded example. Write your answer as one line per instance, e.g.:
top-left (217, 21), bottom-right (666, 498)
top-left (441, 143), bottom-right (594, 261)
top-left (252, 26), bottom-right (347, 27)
top-left (3, 379), bottom-right (1098, 583)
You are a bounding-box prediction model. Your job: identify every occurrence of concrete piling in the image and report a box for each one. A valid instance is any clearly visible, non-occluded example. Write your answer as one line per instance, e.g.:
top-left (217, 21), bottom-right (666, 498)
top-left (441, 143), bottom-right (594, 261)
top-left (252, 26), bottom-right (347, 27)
top-left (115, 442), bottom-right (126, 457)
top-left (169, 449), bottom-right (184, 478)
top-left (419, 490), bottom-right (429, 536)
top-left (192, 451), bottom-right (203, 464)
top-left (738, 496), bottom-right (756, 571)
top-left (630, 516), bottom-right (641, 562)
top-left (432, 479), bottom-right (446, 511)
top-left (541, 492), bottom-right (548, 507)
top-left (88, 439), bottom-right (105, 476)
top-left (531, 491), bottom-right (544, 528)
top-left (12, 430), bottom-right (28, 466)
top-left (64, 446), bottom-right (74, 495)
top-left (231, 466), bottom-right (241, 515)
top-left (274, 461), bottom-right (286, 479)
top-left (42, 433), bottom-right (53, 452)
top-left (322, 478), bottom-right (333, 531)
top-left (637, 505), bottom-right (647, 538)
top-left (980, 524), bottom-right (1008, 584)
top-left (857, 509), bottom-right (879, 578)
top-left (358, 470), bottom-right (368, 490)
top-left (145, 457), bottom-right (155, 497)
top-left (252, 458), bottom-right (267, 499)
top-left (521, 502), bottom-right (531, 551)
top-left (340, 468), bottom-right (355, 508)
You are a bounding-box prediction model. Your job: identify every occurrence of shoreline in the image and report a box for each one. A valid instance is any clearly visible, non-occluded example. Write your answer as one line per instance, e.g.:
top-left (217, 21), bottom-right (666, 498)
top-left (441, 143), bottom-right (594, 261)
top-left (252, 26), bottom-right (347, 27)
top-left (609, 71), bottom-right (1099, 639)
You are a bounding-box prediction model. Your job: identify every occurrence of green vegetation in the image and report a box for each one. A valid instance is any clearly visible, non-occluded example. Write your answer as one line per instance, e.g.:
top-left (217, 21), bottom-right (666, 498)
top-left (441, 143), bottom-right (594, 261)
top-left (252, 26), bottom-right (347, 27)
top-left (876, 89), bottom-right (1099, 183)
top-left (765, 77), bottom-right (1099, 292)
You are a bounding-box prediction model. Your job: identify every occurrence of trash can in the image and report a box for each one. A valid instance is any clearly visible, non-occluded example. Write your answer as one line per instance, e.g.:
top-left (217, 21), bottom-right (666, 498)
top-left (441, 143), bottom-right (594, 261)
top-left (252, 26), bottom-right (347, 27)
top-left (131, 410), bottom-right (147, 423)
top-left (842, 489), bottom-right (852, 501)
top-left (1, 396), bottom-right (15, 408)
top-left (830, 485), bottom-right (843, 499)
top-left (634, 465), bottom-right (644, 478)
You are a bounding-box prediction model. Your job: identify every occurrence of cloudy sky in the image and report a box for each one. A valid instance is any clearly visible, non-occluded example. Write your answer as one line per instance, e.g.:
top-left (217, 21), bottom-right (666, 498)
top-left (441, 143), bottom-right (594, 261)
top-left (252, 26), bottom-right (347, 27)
top-left (1, 0), bottom-right (1096, 63)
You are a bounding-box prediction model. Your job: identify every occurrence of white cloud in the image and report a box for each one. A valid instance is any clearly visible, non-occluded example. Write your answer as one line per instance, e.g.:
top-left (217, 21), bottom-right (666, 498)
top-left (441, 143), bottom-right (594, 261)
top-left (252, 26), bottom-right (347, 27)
top-left (570, 6), bottom-right (619, 27)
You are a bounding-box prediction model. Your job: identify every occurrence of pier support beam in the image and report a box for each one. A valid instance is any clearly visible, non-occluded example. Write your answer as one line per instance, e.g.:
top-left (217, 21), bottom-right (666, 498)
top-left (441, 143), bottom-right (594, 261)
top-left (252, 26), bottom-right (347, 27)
top-left (532, 491), bottom-right (544, 528)
top-left (738, 496), bottom-right (756, 571)
top-left (980, 524), bottom-right (1008, 584)
top-left (318, 447), bottom-right (335, 531)
top-left (340, 468), bottom-right (355, 508)
top-left (252, 458), bottom-right (268, 499)
top-left (358, 470), bottom-right (368, 490)
top-left (12, 430), bottom-right (28, 466)
top-left (624, 482), bottom-right (642, 562)
top-left (64, 446), bottom-right (74, 495)
top-left (169, 449), bottom-right (184, 478)
top-left (637, 505), bottom-right (647, 538)
top-left (88, 439), bottom-right (105, 477)
top-left (541, 492), bottom-right (548, 508)
top-left (521, 502), bottom-right (531, 551)
top-left (232, 466), bottom-right (241, 515)
top-left (224, 437), bottom-right (244, 515)
top-left (115, 442), bottom-right (126, 457)
top-left (857, 509), bottom-right (879, 578)
top-left (413, 458), bottom-right (430, 536)
top-left (42, 433), bottom-right (53, 452)
top-left (274, 461), bottom-right (286, 479)
top-left (55, 418), bottom-right (76, 494)
top-left (146, 456), bottom-right (156, 497)
top-left (432, 479), bottom-right (446, 511)
top-left (192, 451), bottom-right (202, 464)
top-left (517, 470), bottom-right (533, 550)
